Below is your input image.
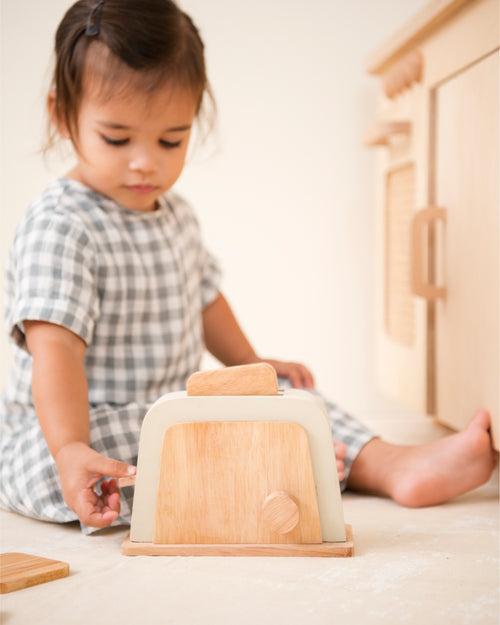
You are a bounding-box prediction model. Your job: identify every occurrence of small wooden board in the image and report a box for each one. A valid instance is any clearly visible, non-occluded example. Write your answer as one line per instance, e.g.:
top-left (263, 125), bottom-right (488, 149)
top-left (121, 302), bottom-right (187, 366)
top-left (122, 524), bottom-right (354, 557)
top-left (0, 552), bottom-right (69, 594)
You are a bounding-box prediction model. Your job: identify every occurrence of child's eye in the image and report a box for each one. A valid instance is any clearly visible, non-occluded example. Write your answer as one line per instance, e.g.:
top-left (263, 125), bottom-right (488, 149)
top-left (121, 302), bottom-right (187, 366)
top-left (100, 135), bottom-right (181, 149)
top-left (160, 139), bottom-right (182, 149)
top-left (101, 135), bottom-right (129, 146)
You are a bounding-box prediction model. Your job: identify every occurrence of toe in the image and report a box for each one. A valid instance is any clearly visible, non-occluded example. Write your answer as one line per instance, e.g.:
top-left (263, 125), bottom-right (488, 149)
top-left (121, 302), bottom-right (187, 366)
top-left (336, 458), bottom-right (345, 480)
top-left (471, 409), bottom-right (491, 431)
top-left (333, 441), bottom-right (347, 459)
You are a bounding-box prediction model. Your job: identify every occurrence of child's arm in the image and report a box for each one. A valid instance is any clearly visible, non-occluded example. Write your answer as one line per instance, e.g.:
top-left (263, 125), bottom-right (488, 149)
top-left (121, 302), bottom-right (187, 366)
top-left (201, 292), bottom-right (315, 388)
top-left (24, 321), bottom-right (136, 528)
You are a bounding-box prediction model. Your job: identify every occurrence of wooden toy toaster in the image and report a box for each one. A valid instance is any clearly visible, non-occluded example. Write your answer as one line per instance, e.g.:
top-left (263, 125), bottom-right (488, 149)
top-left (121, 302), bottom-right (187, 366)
top-left (120, 363), bottom-right (353, 556)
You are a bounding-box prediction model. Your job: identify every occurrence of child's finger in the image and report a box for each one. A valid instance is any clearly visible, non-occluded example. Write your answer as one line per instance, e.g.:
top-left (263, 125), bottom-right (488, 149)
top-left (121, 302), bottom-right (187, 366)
top-left (299, 365), bottom-right (315, 388)
top-left (104, 491), bottom-right (121, 513)
top-left (87, 450), bottom-right (136, 479)
top-left (98, 480), bottom-right (121, 513)
top-left (333, 441), bottom-right (347, 459)
top-left (77, 489), bottom-right (118, 528)
top-left (289, 369), bottom-right (302, 388)
top-left (295, 367), bottom-right (307, 387)
top-left (87, 509), bottom-right (119, 528)
top-left (103, 480), bottom-right (121, 510)
top-left (101, 478), bottom-right (118, 494)
top-left (107, 478), bottom-right (119, 494)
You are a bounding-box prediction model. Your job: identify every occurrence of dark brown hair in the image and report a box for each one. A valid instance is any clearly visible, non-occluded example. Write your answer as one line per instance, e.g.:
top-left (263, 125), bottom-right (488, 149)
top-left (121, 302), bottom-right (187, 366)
top-left (45, 0), bottom-right (215, 151)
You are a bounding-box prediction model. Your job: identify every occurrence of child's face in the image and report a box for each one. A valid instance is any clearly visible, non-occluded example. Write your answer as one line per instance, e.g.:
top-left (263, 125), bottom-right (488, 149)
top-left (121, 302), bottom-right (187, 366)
top-left (69, 81), bottom-right (198, 212)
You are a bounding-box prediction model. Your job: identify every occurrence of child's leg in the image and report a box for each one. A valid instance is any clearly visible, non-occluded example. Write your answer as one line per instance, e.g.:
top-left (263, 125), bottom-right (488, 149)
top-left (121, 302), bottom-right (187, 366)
top-left (347, 410), bottom-right (497, 507)
top-left (0, 401), bottom-right (144, 534)
top-left (0, 409), bottom-right (77, 524)
top-left (277, 378), bottom-right (497, 506)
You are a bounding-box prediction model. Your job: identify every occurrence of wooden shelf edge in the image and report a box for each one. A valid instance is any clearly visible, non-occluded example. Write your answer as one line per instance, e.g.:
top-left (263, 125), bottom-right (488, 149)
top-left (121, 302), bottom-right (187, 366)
top-left (364, 121), bottom-right (411, 146)
top-left (366, 0), bottom-right (471, 74)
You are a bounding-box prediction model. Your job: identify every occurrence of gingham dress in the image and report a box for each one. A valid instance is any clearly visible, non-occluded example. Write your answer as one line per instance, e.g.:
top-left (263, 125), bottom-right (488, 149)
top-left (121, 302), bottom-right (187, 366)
top-left (0, 177), bottom-right (374, 533)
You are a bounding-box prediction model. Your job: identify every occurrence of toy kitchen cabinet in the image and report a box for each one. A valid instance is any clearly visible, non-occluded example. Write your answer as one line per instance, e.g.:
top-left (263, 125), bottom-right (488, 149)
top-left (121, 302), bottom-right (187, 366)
top-left (365, 0), bottom-right (499, 449)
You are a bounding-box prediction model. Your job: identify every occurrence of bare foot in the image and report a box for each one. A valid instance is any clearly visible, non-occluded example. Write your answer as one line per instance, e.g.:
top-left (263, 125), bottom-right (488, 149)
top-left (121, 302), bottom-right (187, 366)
top-left (333, 441), bottom-right (346, 482)
top-left (348, 410), bottom-right (498, 507)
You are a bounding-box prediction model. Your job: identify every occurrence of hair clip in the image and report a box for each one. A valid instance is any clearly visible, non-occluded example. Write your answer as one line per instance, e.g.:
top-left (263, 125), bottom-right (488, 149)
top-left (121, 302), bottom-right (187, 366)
top-left (85, 0), bottom-right (105, 37)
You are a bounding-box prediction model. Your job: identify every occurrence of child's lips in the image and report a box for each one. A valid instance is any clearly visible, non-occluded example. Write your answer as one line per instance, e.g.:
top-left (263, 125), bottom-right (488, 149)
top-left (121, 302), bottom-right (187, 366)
top-left (126, 184), bottom-right (158, 194)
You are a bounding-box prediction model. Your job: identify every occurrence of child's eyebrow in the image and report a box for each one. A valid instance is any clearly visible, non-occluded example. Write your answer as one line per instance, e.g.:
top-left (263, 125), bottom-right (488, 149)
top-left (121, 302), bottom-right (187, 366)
top-left (97, 121), bottom-right (192, 132)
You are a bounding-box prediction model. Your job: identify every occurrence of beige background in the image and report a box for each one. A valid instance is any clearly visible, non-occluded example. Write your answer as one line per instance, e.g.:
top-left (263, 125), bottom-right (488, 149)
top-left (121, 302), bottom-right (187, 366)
top-left (0, 0), bottom-right (426, 416)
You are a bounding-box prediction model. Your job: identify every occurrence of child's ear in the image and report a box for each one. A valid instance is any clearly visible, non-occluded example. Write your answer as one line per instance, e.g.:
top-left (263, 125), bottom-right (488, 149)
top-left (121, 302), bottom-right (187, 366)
top-left (47, 89), bottom-right (70, 139)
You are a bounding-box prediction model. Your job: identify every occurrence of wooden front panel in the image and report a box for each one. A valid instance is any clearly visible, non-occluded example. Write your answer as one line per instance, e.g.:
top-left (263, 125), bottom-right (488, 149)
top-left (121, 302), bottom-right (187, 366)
top-left (434, 51), bottom-right (499, 448)
top-left (154, 421), bottom-right (322, 544)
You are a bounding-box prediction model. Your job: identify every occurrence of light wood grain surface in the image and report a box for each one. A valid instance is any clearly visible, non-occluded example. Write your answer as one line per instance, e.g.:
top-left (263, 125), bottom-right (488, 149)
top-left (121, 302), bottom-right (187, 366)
top-left (0, 552), bottom-right (69, 594)
top-left (154, 420), bottom-right (322, 545)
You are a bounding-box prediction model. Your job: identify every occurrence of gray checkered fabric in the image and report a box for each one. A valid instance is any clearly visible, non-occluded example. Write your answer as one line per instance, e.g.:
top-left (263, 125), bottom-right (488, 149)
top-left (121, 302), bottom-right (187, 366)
top-left (0, 177), bottom-right (375, 534)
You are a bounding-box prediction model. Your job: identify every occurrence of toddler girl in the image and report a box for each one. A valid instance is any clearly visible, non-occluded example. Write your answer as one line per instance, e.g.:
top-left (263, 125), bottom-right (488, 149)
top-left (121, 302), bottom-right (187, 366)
top-left (0, 0), bottom-right (496, 534)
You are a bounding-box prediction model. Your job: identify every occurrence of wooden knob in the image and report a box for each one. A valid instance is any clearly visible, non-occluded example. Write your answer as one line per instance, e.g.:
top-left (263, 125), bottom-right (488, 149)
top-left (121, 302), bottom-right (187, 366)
top-left (261, 491), bottom-right (299, 534)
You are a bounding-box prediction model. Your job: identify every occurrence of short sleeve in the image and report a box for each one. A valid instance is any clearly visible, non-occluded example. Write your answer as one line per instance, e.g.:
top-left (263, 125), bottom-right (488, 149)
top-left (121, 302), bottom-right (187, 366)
top-left (199, 242), bottom-right (222, 309)
top-left (6, 212), bottom-right (100, 349)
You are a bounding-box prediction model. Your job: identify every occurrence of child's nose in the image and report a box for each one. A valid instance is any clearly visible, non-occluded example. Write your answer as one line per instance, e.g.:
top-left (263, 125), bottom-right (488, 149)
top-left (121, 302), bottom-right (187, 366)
top-left (128, 150), bottom-right (158, 175)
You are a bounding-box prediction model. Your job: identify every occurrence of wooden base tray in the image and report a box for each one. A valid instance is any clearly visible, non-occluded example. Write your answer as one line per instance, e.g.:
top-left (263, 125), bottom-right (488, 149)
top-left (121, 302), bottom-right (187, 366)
top-left (121, 524), bottom-right (353, 557)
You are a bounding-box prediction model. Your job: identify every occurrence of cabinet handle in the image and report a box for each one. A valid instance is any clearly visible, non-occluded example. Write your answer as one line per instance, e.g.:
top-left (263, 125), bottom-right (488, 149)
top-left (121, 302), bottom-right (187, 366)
top-left (364, 121), bottom-right (411, 147)
top-left (410, 206), bottom-right (446, 300)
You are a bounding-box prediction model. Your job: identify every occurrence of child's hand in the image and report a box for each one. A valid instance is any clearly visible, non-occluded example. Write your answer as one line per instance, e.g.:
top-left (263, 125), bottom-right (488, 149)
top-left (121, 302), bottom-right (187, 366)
top-left (255, 358), bottom-right (315, 389)
top-left (55, 442), bottom-right (136, 529)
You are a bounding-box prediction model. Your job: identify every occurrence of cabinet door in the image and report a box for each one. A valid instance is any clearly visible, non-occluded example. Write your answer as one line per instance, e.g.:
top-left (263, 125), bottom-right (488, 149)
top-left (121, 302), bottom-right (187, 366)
top-left (434, 51), bottom-right (499, 449)
top-left (373, 86), bottom-right (430, 414)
